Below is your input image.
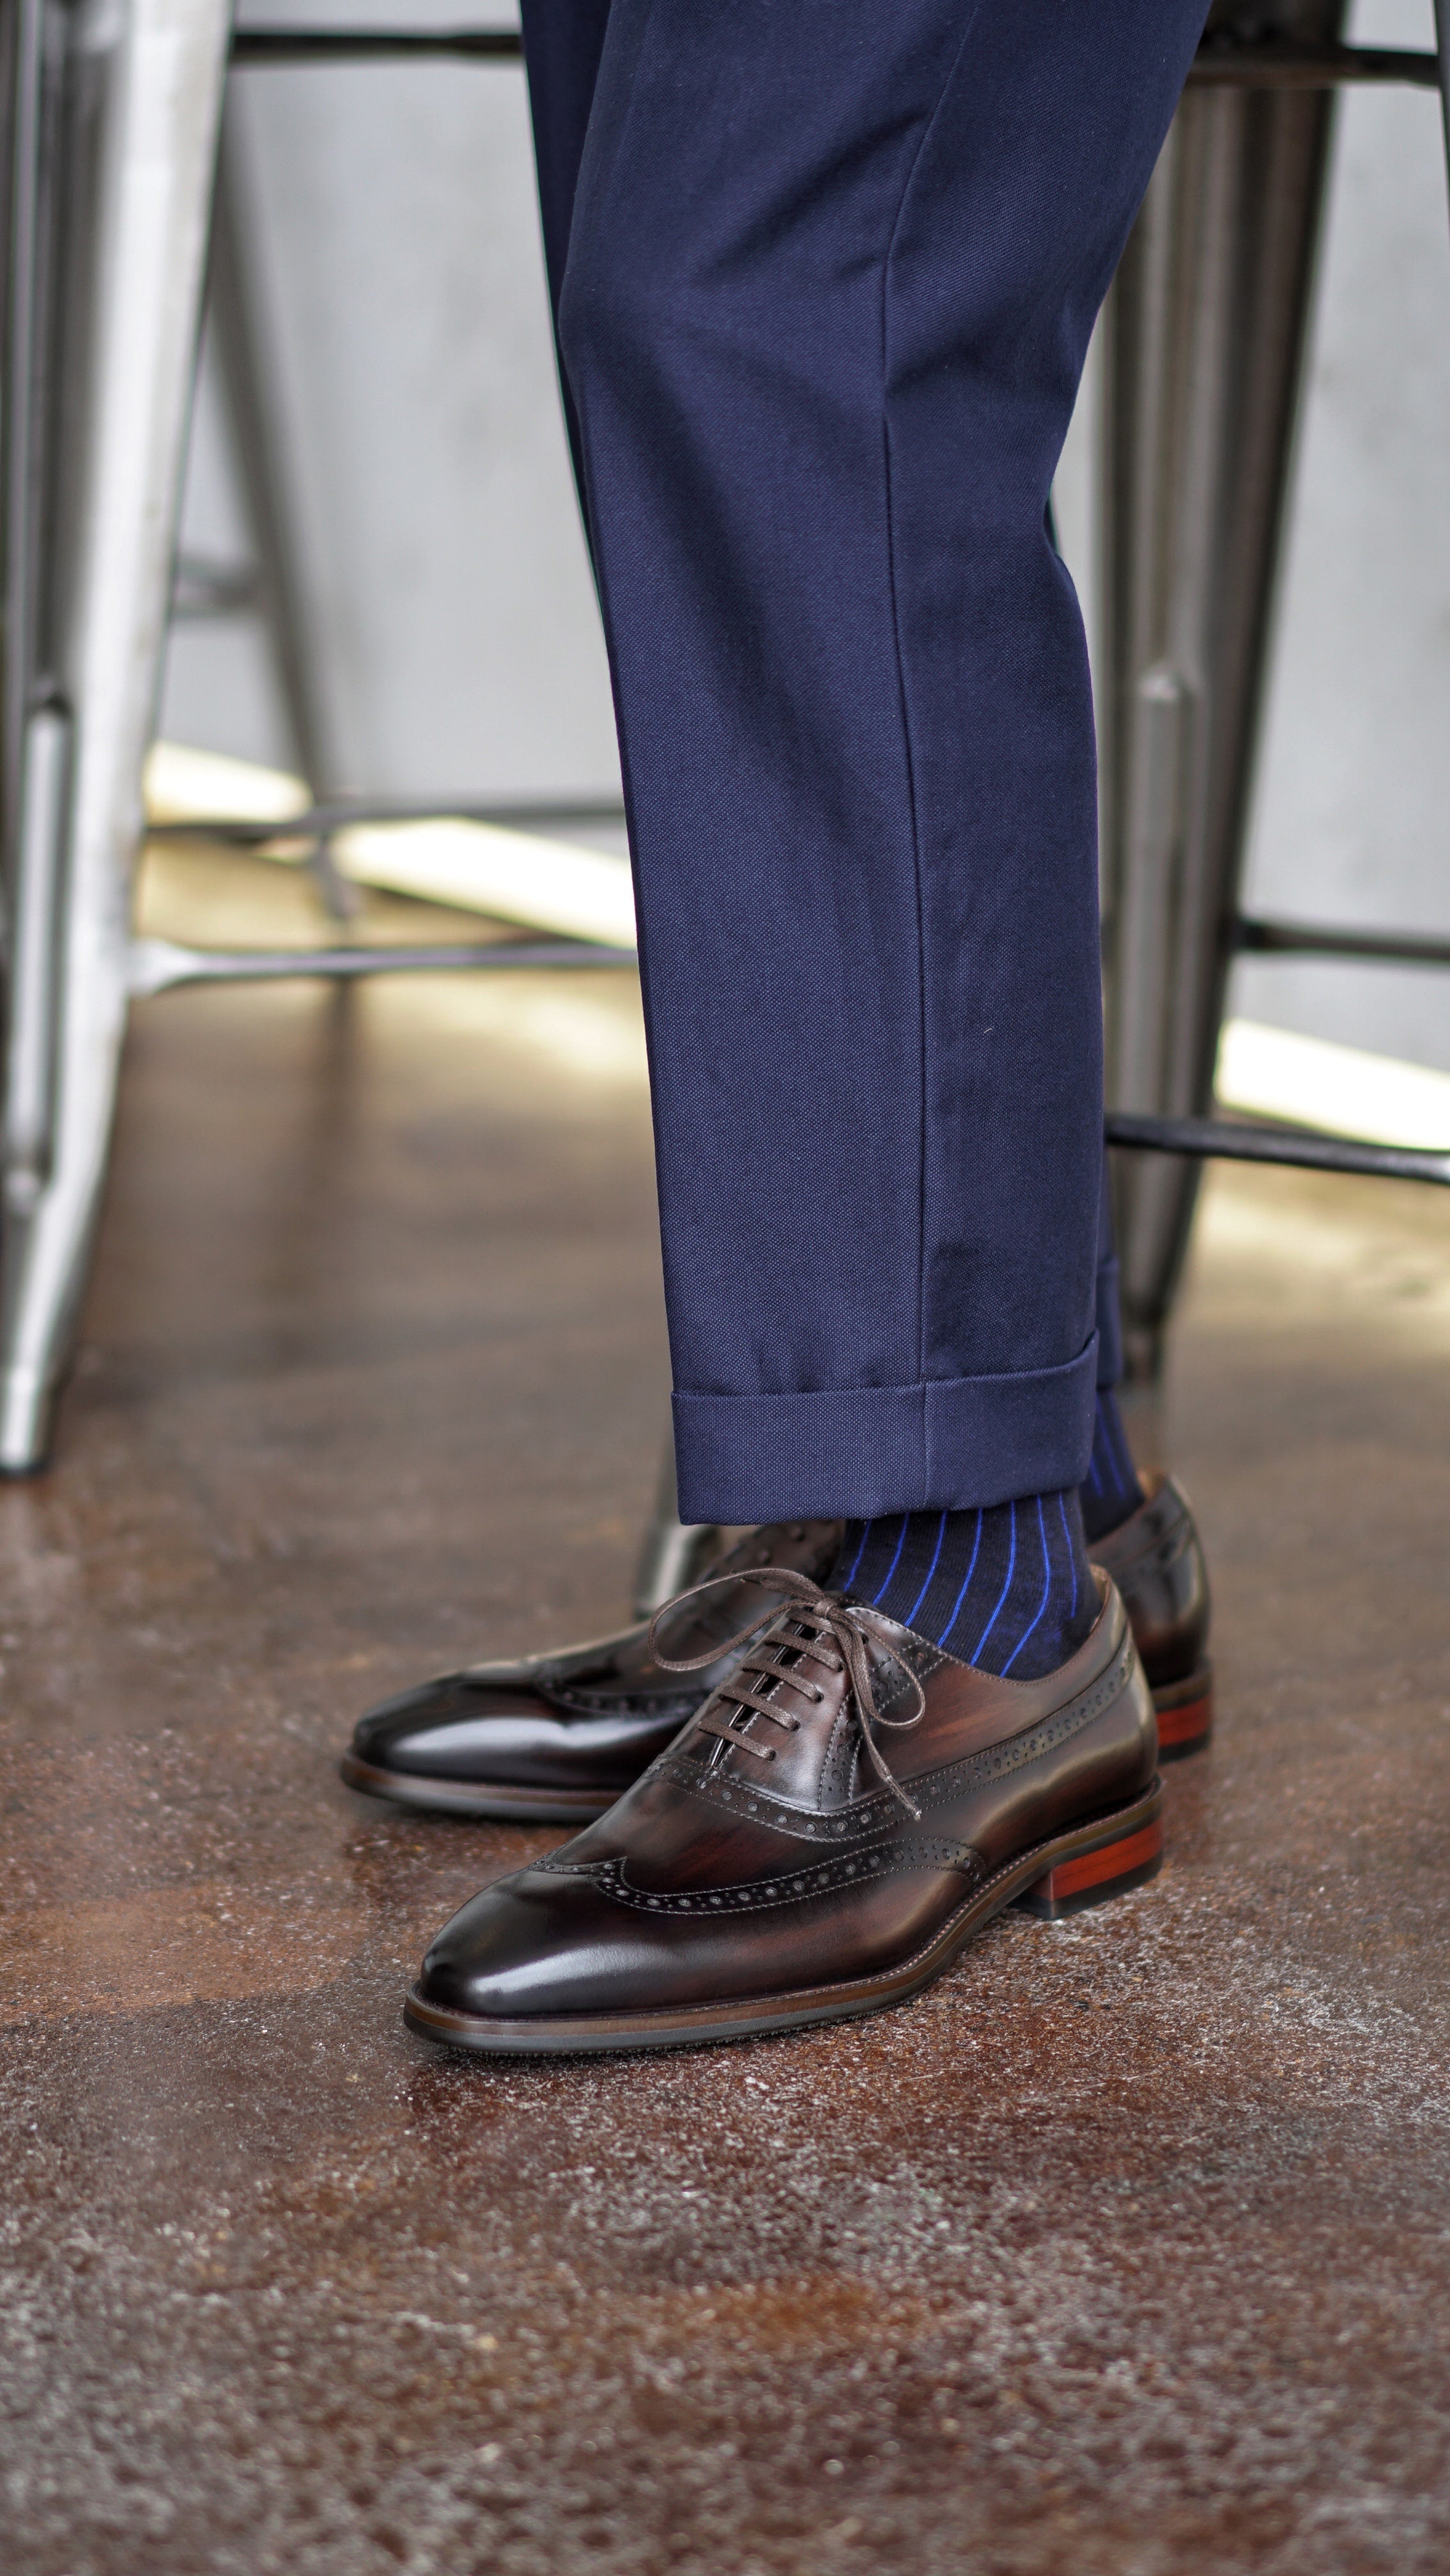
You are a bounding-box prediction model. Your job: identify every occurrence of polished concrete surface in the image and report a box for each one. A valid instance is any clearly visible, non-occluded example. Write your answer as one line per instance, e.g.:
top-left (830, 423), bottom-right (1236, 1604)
top-left (4, 853), bottom-right (1450, 2573)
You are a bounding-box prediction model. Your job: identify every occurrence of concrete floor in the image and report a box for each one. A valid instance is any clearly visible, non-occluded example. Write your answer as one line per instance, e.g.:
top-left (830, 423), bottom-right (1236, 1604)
top-left (4, 853), bottom-right (1450, 2575)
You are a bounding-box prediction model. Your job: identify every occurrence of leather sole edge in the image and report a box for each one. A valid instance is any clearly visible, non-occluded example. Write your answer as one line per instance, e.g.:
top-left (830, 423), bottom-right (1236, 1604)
top-left (1152, 1659), bottom-right (1214, 1760)
top-left (400, 1778), bottom-right (1164, 2060)
top-left (337, 1751), bottom-right (615, 1824)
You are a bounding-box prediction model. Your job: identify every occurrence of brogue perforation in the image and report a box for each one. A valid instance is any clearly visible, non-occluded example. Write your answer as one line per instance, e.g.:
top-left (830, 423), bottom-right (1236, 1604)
top-left (534, 1836), bottom-right (985, 1915)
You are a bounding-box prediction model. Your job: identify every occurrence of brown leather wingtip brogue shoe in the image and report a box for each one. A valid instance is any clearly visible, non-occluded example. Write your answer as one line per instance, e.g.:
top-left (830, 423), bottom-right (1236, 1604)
top-left (403, 1566), bottom-right (1162, 2058)
top-left (339, 1520), bottom-right (843, 1821)
top-left (1090, 1473), bottom-right (1212, 1758)
top-left (344, 1476), bottom-right (1212, 1824)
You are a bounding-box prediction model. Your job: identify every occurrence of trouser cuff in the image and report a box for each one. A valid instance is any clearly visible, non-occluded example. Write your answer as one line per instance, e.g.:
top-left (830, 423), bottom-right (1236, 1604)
top-left (672, 1338), bottom-right (1099, 1524)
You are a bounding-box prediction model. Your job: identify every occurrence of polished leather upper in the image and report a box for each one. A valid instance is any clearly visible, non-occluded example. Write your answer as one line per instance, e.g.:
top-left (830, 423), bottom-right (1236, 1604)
top-left (351, 1519), bottom-right (841, 1791)
top-left (1090, 1472), bottom-right (1208, 1687)
top-left (416, 1574), bottom-right (1155, 2023)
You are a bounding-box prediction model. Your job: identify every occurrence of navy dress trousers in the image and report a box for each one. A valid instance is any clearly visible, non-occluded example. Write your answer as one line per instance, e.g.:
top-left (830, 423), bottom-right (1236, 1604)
top-left (518, 0), bottom-right (1210, 1526)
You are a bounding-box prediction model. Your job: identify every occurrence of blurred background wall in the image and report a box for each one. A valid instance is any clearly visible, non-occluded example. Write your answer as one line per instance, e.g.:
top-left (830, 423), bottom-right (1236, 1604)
top-left (161, 0), bottom-right (617, 809)
top-left (163, 0), bottom-right (1450, 1070)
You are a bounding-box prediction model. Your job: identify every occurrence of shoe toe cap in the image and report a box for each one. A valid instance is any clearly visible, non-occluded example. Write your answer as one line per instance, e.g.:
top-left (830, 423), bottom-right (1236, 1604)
top-left (415, 1871), bottom-right (654, 2023)
top-left (351, 1673), bottom-right (553, 1778)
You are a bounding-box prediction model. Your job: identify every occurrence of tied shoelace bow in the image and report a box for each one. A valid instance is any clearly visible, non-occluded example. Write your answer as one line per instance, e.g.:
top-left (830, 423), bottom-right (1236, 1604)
top-left (649, 1567), bottom-right (926, 1820)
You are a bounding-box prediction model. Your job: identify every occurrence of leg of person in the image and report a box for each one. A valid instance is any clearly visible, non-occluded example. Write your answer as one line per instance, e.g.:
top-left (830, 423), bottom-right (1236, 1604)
top-left (408, 0), bottom-right (1212, 2051)
top-left (539, 20), bottom-right (1210, 1721)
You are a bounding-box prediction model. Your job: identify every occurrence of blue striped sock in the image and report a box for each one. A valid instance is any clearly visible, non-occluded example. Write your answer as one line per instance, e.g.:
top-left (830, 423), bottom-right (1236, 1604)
top-left (829, 1489), bottom-right (1097, 1678)
top-left (1079, 1389), bottom-right (1145, 1544)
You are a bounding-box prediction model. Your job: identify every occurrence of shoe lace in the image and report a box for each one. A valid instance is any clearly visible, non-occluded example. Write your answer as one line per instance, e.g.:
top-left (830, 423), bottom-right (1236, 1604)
top-left (650, 1568), bottom-right (926, 1820)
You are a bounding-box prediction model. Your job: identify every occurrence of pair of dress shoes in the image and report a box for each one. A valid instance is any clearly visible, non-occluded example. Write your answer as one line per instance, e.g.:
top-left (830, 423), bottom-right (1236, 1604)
top-left (343, 1476), bottom-right (1210, 2057)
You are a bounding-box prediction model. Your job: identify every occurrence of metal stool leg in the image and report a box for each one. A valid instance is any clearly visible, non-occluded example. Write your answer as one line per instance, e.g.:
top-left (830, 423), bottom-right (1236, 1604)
top-left (631, 1427), bottom-right (722, 1621)
top-left (206, 96), bottom-right (360, 920)
top-left (1435, 0), bottom-right (1450, 215)
top-left (0, 0), bottom-right (231, 1471)
top-left (1099, 0), bottom-right (1346, 1407)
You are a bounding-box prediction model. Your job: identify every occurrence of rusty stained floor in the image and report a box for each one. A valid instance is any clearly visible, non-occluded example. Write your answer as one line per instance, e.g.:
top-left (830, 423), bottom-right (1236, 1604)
top-left (3, 851), bottom-right (1450, 2575)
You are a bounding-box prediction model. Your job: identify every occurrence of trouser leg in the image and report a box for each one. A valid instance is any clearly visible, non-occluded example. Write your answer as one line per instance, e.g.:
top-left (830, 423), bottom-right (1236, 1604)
top-left (522, 14), bottom-right (1134, 1469)
top-left (531, 0), bottom-right (1208, 1524)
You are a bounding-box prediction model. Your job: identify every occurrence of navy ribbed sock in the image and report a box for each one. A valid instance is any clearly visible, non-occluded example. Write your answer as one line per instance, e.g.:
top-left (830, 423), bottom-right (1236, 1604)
top-left (828, 1489), bottom-right (1097, 1679)
top-left (1080, 1388), bottom-right (1145, 1544)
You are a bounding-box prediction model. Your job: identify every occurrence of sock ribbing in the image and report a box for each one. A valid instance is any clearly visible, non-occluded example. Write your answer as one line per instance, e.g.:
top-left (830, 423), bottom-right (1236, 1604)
top-left (830, 1489), bottom-right (1097, 1679)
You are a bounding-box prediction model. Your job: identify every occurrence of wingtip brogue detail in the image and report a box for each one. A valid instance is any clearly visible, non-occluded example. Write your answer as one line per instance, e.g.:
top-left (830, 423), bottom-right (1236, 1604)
top-left (1089, 1472), bottom-right (1212, 1758)
top-left (403, 1574), bottom-right (1163, 2057)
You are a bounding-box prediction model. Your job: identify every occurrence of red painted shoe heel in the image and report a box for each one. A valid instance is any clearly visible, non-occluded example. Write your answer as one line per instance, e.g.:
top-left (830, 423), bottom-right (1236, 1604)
top-left (1153, 1659), bottom-right (1214, 1761)
top-left (1017, 1814), bottom-right (1164, 1921)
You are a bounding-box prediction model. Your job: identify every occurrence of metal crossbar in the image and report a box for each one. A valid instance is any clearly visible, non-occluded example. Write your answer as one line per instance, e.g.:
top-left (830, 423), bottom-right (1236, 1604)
top-left (148, 796), bottom-right (626, 840)
top-left (1234, 917), bottom-right (1450, 971)
top-left (1187, 42), bottom-right (1439, 89)
top-left (231, 26), bottom-right (525, 61)
top-left (227, 27), bottom-right (1442, 88)
top-left (1105, 1113), bottom-right (1450, 1190)
top-left (128, 935), bottom-right (635, 996)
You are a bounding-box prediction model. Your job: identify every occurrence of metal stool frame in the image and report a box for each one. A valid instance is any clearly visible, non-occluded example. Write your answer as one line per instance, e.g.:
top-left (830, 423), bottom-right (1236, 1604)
top-left (1, 9), bottom-right (1447, 1538)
